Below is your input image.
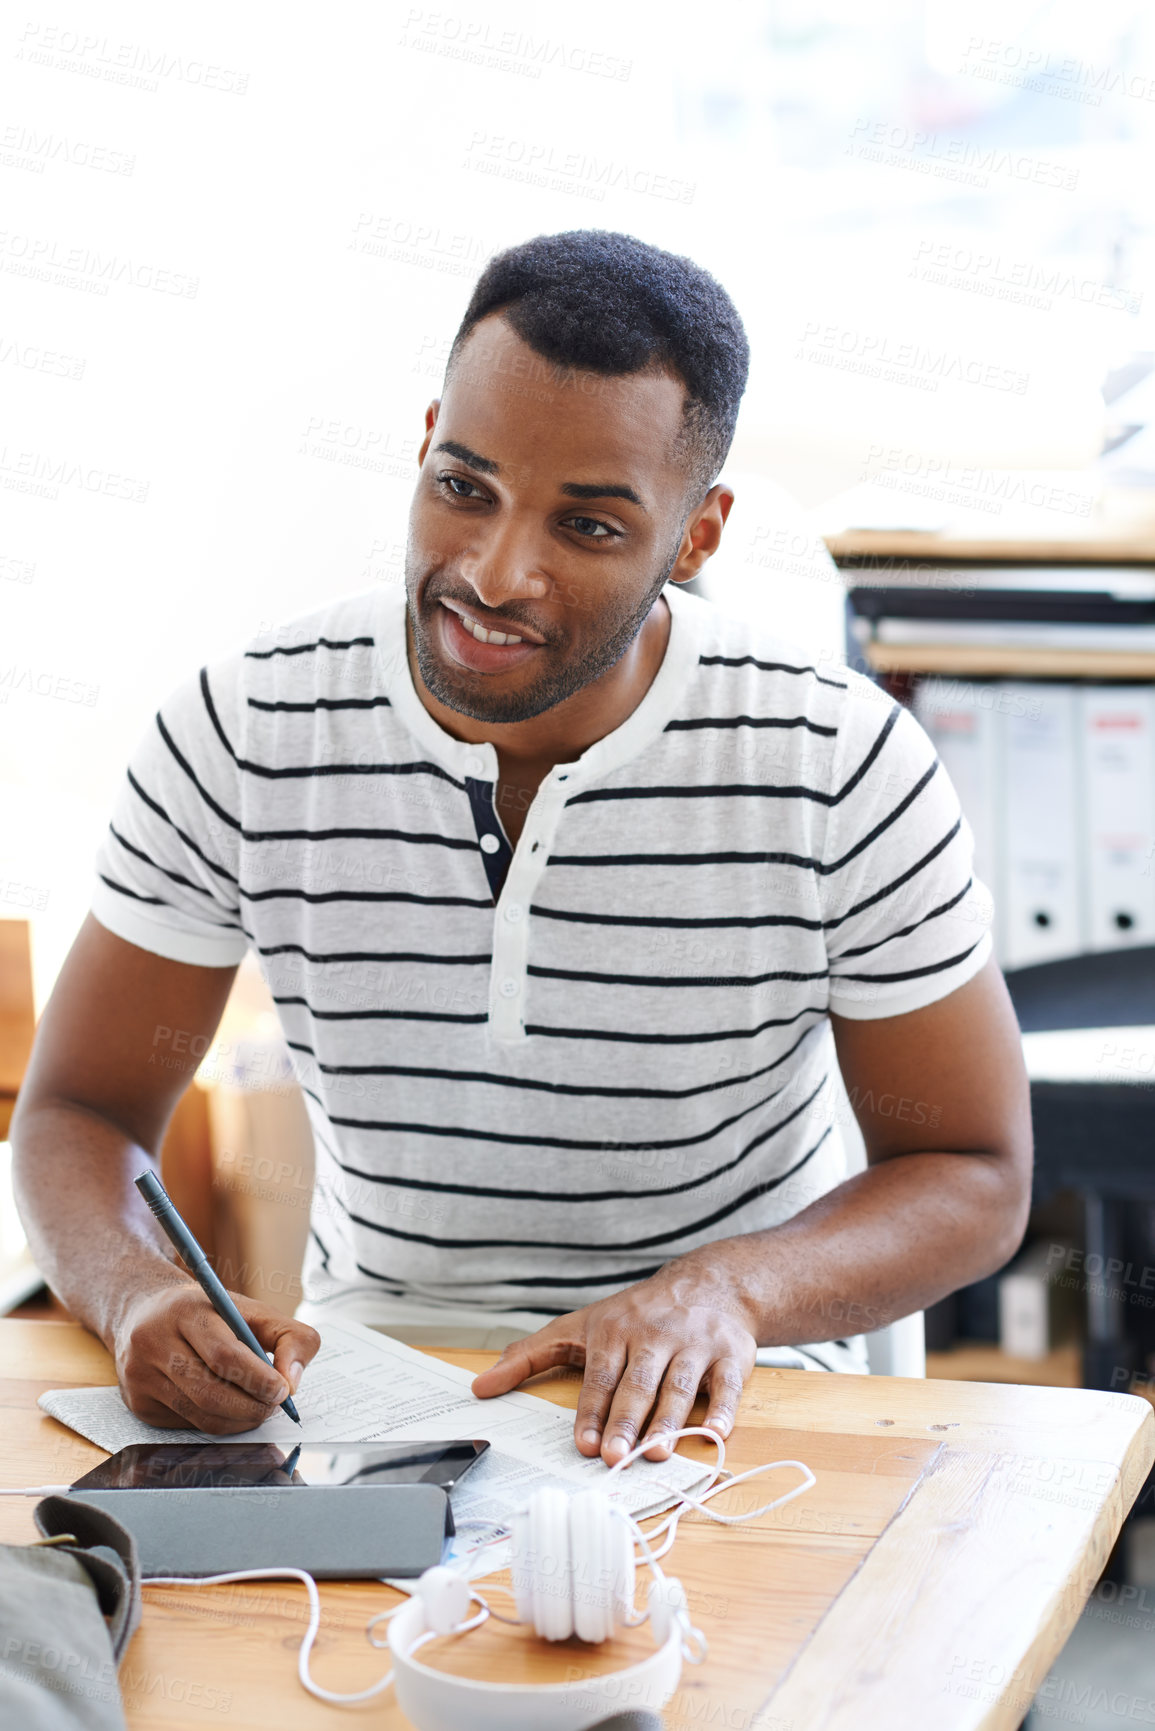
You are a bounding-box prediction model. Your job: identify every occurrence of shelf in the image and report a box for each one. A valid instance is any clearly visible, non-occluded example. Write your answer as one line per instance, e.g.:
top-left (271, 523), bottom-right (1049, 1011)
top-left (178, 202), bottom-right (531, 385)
top-left (926, 1342), bottom-right (1082, 1387)
top-left (862, 642), bottom-right (1155, 678)
top-left (826, 530), bottom-right (1155, 564)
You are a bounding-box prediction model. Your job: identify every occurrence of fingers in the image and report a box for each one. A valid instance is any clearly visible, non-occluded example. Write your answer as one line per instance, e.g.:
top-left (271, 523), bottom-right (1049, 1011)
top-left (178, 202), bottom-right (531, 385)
top-left (637, 1352), bottom-right (709, 1460)
top-left (597, 1343), bottom-right (673, 1465)
top-left (701, 1354), bottom-right (750, 1441)
top-left (256, 1311), bottom-right (321, 1397)
top-left (180, 1305), bottom-right (289, 1408)
top-left (121, 1347), bottom-right (281, 1435)
top-left (573, 1341), bottom-right (629, 1458)
top-left (471, 1326), bottom-right (581, 1398)
top-left (119, 1286), bottom-right (311, 1432)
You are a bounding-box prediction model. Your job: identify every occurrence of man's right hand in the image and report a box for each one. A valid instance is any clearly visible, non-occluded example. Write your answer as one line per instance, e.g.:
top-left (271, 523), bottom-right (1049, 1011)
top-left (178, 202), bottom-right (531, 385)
top-left (115, 1282), bottom-right (321, 1435)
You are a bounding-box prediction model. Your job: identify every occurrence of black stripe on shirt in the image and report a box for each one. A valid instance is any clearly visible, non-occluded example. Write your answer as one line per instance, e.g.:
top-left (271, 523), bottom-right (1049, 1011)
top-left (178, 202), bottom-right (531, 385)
top-left (351, 1259), bottom-right (665, 1292)
top-left (339, 1125), bottom-right (833, 1253)
top-left (274, 994), bottom-right (488, 1026)
top-left (286, 1020), bottom-right (815, 1102)
top-left (699, 652), bottom-right (848, 690)
top-left (317, 1074), bottom-right (827, 1206)
top-left (824, 819), bottom-right (960, 924)
top-left (98, 874), bottom-right (166, 907)
top-left (664, 715), bottom-right (838, 736)
top-left (108, 823), bottom-right (232, 909)
top-left (153, 720), bottom-right (478, 847)
top-left (528, 903), bottom-right (823, 932)
top-left (564, 707), bottom-right (901, 809)
top-left (244, 635), bottom-right (376, 659)
top-left (526, 962), bottom-right (829, 989)
top-left (156, 711), bottom-right (241, 832)
top-left (259, 942), bottom-right (490, 966)
top-left (525, 1005), bottom-right (827, 1044)
top-left (486, 1267), bottom-right (665, 1290)
top-left (833, 939), bottom-right (984, 987)
top-left (549, 846), bottom-right (825, 870)
top-left (826, 757), bottom-right (939, 875)
top-left (309, 1224), bottom-right (332, 1272)
top-left (550, 760), bottom-right (940, 877)
top-left (201, 667), bottom-right (461, 786)
top-left (247, 696), bottom-right (393, 712)
top-left (244, 885), bottom-right (493, 909)
top-left (126, 770), bottom-right (239, 886)
top-left (317, 1081), bottom-right (773, 1155)
top-left (828, 877), bottom-right (973, 960)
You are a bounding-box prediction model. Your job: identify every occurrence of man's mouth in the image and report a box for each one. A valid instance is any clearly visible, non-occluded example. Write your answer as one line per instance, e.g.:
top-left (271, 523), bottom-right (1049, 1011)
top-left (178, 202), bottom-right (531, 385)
top-left (446, 598), bottom-right (529, 647)
top-left (434, 596), bottom-right (547, 675)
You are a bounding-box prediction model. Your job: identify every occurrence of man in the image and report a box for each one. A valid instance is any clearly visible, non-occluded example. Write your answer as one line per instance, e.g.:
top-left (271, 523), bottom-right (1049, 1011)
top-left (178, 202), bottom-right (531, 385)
top-left (12, 230), bottom-right (1031, 1468)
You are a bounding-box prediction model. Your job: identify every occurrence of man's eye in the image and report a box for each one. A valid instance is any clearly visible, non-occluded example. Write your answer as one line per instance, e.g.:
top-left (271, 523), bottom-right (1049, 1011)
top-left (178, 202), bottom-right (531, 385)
top-left (564, 516), bottom-right (617, 540)
top-left (438, 474), bottom-right (485, 500)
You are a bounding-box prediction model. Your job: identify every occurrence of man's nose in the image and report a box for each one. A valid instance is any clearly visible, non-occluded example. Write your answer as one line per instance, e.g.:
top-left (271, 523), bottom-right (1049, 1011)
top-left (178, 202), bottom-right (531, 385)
top-left (456, 516), bottom-right (551, 610)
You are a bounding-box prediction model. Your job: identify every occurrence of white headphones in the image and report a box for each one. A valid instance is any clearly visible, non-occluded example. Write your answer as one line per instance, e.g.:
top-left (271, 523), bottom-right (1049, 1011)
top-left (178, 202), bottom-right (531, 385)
top-left (144, 1428), bottom-right (815, 1731)
top-left (390, 1484), bottom-right (698, 1730)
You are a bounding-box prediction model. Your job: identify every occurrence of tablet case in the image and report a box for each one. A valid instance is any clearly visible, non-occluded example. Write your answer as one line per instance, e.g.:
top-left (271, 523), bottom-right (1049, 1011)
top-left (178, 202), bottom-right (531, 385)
top-left (67, 1483), bottom-right (450, 1579)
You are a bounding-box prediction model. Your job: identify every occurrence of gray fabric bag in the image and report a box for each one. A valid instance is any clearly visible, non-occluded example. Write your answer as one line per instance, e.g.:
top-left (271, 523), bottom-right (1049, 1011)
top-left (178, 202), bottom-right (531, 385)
top-left (0, 1494), bottom-right (141, 1730)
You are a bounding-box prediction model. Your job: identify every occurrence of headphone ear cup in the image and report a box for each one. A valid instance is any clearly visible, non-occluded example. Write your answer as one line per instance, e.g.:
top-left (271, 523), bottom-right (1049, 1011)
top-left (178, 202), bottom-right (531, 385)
top-left (511, 1488), bottom-right (637, 1644)
top-left (569, 1490), bottom-right (612, 1644)
top-left (526, 1487), bottom-right (574, 1641)
top-left (568, 1492), bottom-right (636, 1643)
top-left (509, 1503), bottom-right (536, 1628)
top-left (610, 1503), bottom-right (636, 1631)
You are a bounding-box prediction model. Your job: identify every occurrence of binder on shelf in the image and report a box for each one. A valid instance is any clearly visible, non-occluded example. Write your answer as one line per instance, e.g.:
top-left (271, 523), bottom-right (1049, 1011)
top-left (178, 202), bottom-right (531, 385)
top-left (912, 680), bottom-right (999, 901)
top-left (997, 1241), bottom-right (1080, 1362)
top-left (1000, 684), bottom-right (1083, 968)
top-left (1078, 686), bottom-right (1155, 951)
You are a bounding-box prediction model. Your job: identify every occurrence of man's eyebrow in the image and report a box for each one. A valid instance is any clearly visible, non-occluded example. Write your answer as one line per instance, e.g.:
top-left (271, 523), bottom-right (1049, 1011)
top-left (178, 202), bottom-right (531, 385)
top-left (560, 480), bottom-right (646, 510)
top-left (433, 439), bottom-right (500, 475)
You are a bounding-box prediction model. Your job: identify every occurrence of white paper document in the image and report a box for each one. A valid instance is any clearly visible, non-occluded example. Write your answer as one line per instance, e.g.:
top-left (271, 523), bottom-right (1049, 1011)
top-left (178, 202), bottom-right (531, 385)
top-left (39, 1319), bottom-right (711, 1568)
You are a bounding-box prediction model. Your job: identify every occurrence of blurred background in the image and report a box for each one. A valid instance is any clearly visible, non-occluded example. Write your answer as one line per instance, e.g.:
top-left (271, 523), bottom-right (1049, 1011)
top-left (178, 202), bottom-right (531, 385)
top-left (4, 4), bottom-right (1155, 1720)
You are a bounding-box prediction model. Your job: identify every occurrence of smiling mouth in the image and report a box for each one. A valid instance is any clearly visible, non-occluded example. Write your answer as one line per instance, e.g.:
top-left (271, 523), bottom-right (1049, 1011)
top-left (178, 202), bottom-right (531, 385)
top-left (439, 597), bottom-right (543, 647)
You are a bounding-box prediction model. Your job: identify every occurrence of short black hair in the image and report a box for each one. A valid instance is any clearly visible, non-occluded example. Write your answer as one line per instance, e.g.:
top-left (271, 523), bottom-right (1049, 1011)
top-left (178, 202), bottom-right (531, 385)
top-left (447, 229), bottom-right (749, 500)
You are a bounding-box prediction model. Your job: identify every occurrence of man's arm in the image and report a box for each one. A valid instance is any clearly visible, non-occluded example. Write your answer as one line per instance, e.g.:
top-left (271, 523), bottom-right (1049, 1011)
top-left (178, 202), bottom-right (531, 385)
top-left (473, 959), bottom-right (1032, 1462)
top-left (10, 914), bottom-right (320, 1433)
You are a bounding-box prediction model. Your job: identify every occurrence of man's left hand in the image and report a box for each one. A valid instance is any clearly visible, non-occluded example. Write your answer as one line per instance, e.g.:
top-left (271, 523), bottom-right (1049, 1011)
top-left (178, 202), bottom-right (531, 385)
top-left (470, 1258), bottom-right (757, 1465)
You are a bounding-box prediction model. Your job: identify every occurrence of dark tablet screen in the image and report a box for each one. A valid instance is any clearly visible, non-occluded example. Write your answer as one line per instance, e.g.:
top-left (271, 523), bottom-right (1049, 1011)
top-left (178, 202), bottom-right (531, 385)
top-left (71, 1439), bottom-right (490, 1492)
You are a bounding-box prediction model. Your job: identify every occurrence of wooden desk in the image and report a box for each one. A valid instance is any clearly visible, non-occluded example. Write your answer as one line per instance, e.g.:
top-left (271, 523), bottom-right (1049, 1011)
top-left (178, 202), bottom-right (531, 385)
top-left (2, 1322), bottom-right (1152, 1731)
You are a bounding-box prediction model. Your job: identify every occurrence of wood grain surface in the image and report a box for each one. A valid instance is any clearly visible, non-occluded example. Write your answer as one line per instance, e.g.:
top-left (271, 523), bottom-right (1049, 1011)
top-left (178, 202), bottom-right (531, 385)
top-left (1, 1322), bottom-right (1151, 1731)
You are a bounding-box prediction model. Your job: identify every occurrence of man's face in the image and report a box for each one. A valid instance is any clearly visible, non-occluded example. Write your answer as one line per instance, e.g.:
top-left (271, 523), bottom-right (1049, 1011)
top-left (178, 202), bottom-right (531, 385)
top-left (404, 315), bottom-right (698, 725)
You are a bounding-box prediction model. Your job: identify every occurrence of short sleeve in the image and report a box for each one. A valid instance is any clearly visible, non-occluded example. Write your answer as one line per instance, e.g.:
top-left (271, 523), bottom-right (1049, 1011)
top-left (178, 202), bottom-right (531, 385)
top-left (820, 679), bottom-right (993, 1020)
top-left (91, 658), bottom-right (249, 967)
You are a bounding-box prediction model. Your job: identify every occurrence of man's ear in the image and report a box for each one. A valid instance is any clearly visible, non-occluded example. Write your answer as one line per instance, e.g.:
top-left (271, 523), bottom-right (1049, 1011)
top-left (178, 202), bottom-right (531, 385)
top-left (417, 398), bottom-right (441, 466)
top-left (669, 484), bottom-right (735, 584)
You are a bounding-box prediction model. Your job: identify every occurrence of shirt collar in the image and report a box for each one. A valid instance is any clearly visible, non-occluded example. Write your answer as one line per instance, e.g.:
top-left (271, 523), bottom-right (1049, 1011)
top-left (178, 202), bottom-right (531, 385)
top-left (375, 581), bottom-right (704, 788)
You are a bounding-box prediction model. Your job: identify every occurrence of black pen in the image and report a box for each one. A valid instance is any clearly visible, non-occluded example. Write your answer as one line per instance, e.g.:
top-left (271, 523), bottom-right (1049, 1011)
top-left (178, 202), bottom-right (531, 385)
top-left (134, 1169), bottom-right (301, 1426)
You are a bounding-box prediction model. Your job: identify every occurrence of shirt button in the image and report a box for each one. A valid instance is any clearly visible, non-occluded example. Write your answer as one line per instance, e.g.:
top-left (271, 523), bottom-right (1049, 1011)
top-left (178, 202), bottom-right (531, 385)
top-left (504, 903), bottom-right (524, 923)
top-left (480, 834), bottom-right (500, 854)
top-left (499, 978), bottom-right (519, 998)
top-left (466, 756), bottom-right (486, 777)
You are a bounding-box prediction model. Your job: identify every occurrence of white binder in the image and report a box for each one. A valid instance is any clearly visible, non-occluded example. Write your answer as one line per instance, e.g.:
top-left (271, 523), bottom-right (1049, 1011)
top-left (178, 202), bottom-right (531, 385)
top-left (1000, 684), bottom-right (1083, 967)
top-left (1079, 686), bottom-right (1155, 950)
top-left (912, 680), bottom-right (999, 897)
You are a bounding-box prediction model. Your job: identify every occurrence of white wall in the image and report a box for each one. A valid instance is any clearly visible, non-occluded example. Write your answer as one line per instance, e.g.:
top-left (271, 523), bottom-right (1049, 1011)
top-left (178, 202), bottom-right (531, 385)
top-left (3, 0), bottom-right (1151, 1003)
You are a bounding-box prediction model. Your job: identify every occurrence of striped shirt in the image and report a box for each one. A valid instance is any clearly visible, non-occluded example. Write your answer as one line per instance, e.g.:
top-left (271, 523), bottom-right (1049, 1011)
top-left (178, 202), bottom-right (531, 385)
top-left (92, 581), bottom-right (992, 1333)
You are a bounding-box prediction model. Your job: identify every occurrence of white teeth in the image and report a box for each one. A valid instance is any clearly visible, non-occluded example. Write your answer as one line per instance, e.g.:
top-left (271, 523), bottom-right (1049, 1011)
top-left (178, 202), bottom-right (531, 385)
top-left (454, 607), bottom-right (524, 646)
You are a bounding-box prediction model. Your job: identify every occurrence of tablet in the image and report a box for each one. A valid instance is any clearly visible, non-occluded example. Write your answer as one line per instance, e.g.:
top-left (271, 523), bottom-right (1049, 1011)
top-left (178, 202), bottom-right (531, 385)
top-left (65, 1442), bottom-right (491, 1579)
top-left (70, 1438), bottom-right (490, 1493)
